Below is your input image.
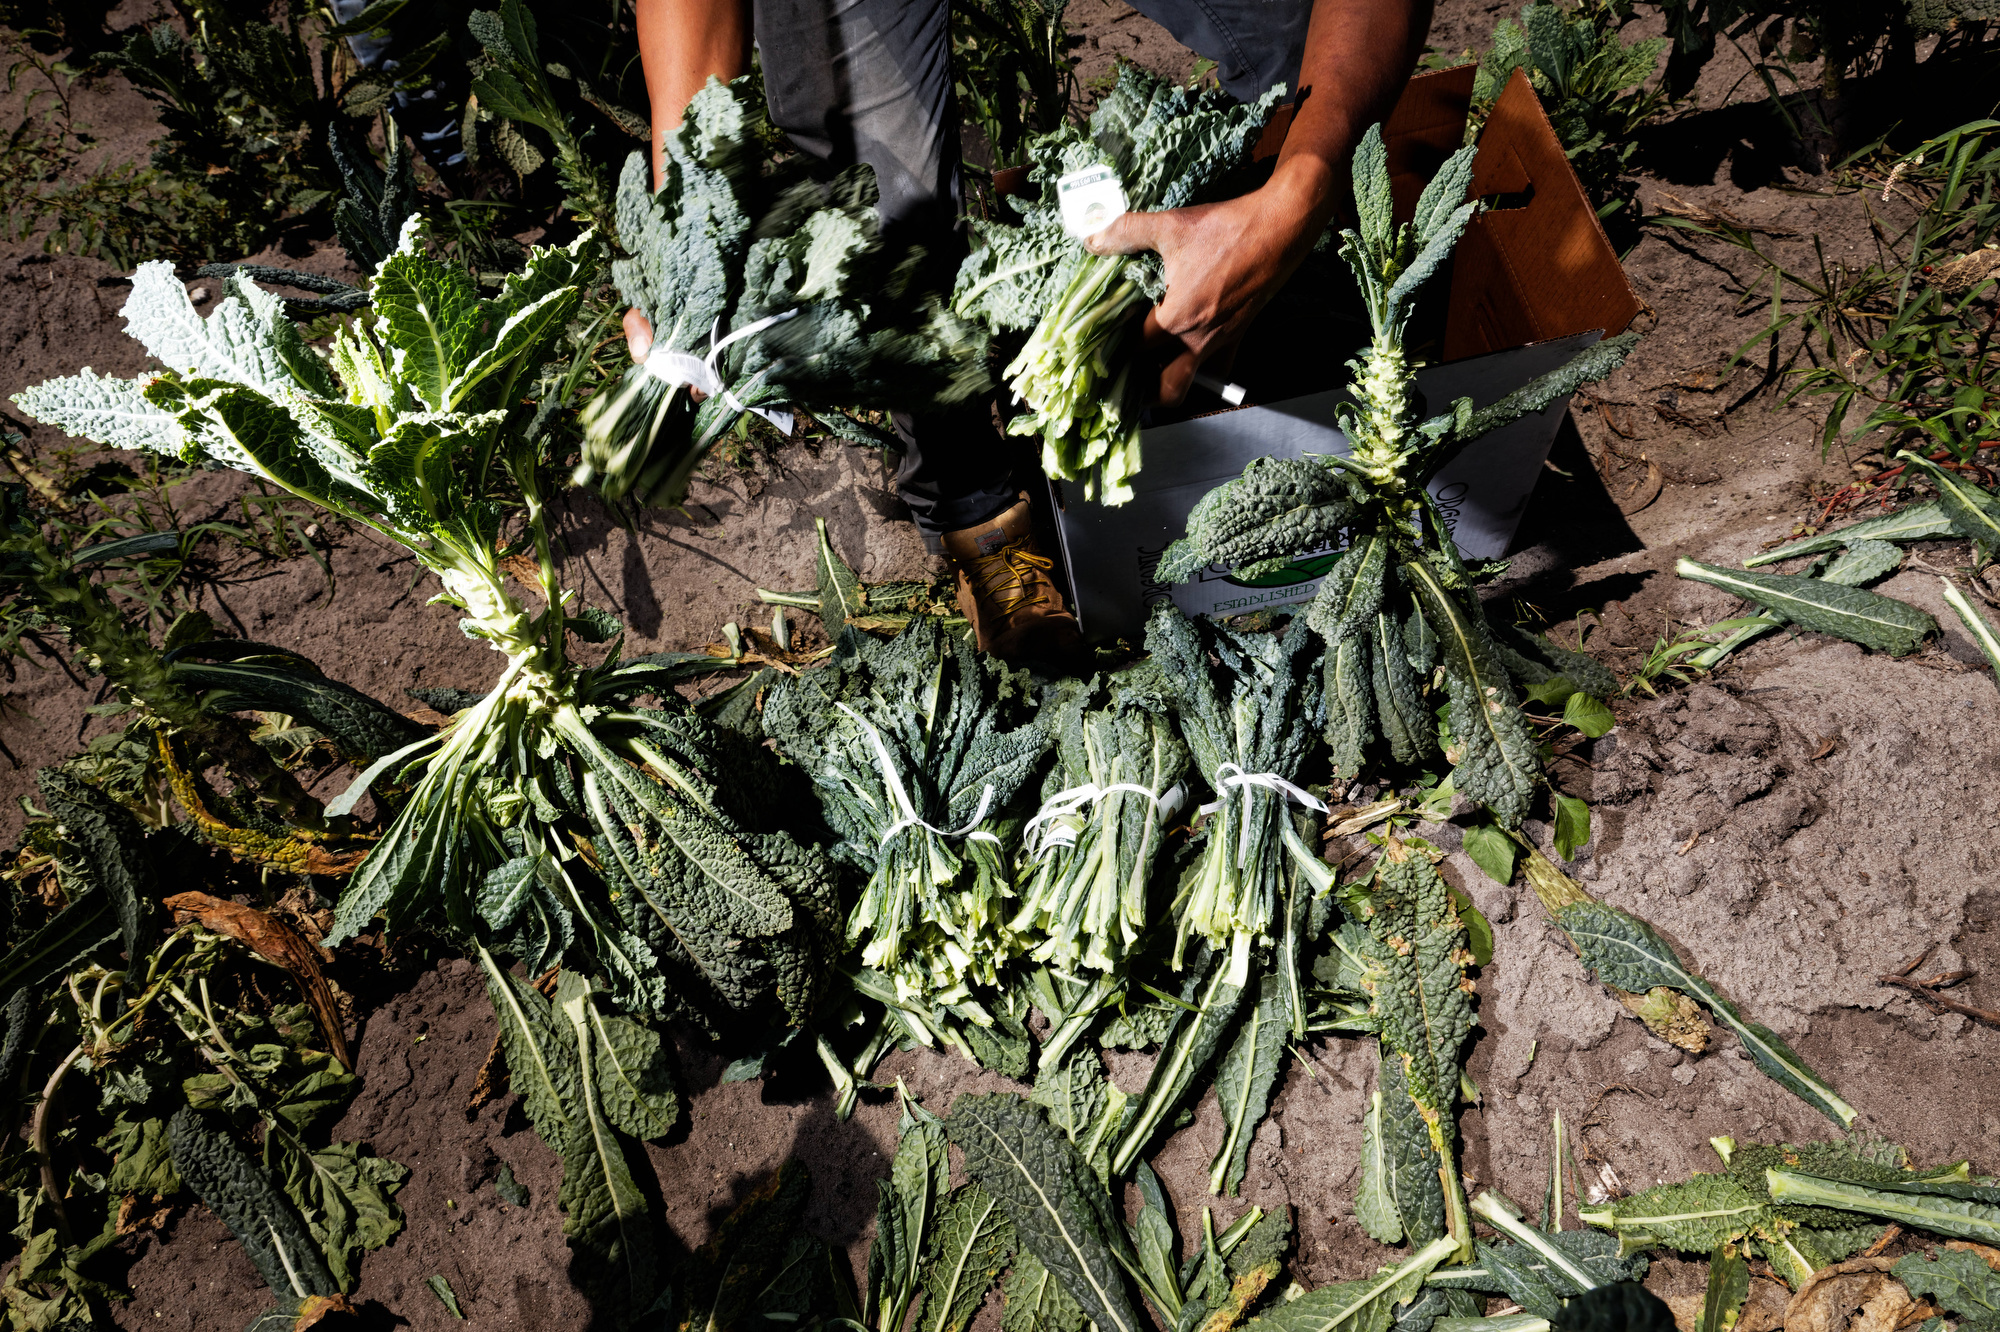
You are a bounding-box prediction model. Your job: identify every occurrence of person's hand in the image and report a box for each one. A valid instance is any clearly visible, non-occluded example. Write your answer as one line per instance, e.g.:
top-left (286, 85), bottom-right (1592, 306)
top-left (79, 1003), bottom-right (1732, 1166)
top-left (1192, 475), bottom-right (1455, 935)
top-left (1084, 169), bottom-right (1329, 407)
top-left (624, 307), bottom-right (654, 361)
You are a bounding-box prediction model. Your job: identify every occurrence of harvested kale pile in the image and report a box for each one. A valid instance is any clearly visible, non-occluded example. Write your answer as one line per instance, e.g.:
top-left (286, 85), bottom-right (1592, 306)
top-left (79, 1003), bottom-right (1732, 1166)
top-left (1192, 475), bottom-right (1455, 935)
top-left (953, 63), bottom-right (1285, 505)
top-left (581, 76), bottom-right (992, 509)
top-left (763, 618), bottom-right (1050, 1013)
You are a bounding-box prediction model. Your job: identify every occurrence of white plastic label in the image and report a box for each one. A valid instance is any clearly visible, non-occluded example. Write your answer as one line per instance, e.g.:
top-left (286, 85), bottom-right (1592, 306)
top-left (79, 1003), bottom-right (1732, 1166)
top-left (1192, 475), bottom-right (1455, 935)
top-left (1058, 165), bottom-right (1128, 238)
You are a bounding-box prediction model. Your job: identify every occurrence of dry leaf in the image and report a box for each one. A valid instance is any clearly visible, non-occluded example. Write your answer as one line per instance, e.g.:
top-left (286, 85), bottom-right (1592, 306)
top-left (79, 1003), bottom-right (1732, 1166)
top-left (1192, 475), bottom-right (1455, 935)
top-left (1784, 1257), bottom-right (1929, 1332)
top-left (115, 1193), bottom-right (173, 1235)
top-left (164, 892), bottom-right (353, 1072)
top-left (466, 1034), bottom-right (507, 1114)
top-left (1946, 1240), bottom-right (2000, 1272)
top-left (1619, 459), bottom-right (1665, 514)
top-left (293, 1293), bottom-right (358, 1329)
top-left (1739, 1276), bottom-right (1792, 1332)
top-left (1922, 249), bottom-right (2000, 295)
top-left (1617, 985), bottom-right (1713, 1053)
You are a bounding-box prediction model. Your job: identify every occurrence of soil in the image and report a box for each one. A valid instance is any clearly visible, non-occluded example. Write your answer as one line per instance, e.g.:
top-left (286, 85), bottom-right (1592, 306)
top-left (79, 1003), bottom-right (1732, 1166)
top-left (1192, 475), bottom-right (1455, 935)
top-left (3, 2), bottom-right (1999, 1329)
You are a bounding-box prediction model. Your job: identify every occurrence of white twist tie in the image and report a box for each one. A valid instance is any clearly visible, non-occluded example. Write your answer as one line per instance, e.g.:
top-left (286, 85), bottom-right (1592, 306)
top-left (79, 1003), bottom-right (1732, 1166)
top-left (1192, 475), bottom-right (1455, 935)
top-left (837, 702), bottom-right (1000, 847)
top-left (1022, 779), bottom-right (1186, 859)
top-left (640, 309), bottom-right (800, 435)
top-left (1195, 762), bottom-right (1330, 818)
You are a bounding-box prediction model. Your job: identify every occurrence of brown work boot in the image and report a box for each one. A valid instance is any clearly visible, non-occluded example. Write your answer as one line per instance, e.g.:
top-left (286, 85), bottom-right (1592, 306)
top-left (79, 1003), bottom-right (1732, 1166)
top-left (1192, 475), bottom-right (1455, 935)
top-left (940, 496), bottom-right (1083, 662)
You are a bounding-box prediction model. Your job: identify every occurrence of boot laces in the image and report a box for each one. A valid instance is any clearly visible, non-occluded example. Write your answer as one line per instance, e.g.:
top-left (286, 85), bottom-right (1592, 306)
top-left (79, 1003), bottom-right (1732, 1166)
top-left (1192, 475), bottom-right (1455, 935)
top-left (967, 541), bottom-right (1055, 617)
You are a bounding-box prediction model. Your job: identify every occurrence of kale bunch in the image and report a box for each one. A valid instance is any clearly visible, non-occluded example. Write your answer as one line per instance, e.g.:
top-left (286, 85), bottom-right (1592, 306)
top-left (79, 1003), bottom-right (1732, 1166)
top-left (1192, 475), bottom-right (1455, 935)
top-left (763, 618), bottom-right (1051, 1015)
top-left (1008, 670), bottom-right (1188, 1062)
top-left (1143, 602), bottom-right (1325, 996)
top-left (953, 63), bottom-right (1285, 505)
top-left (580, 76), bottom-right (992, 510)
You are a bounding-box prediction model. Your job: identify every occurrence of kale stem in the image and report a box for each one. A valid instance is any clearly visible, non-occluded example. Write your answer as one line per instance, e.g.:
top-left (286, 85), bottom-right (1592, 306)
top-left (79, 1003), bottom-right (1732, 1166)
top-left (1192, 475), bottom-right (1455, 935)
top-left (31, 1044), bottom-right (86, 1244)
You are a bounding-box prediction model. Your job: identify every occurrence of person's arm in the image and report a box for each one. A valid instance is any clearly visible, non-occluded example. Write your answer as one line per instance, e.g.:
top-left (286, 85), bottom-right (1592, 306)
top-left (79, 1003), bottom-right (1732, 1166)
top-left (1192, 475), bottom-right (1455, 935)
top-left (1084, 0), bottom-right (1434, 406)
top-left (625, 0), bottom-right (754, 357)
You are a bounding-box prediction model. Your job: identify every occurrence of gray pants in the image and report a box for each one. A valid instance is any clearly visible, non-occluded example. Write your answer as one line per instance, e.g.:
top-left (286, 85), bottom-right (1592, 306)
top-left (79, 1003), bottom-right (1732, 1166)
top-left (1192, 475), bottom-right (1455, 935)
top-left (753, 0), bottom-right (1311, 538)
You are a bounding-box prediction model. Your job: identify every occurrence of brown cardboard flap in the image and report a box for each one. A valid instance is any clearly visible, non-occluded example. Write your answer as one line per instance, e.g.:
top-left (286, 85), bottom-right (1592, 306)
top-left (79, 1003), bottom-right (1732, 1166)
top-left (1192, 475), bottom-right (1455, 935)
top-left (1255, 67), bottom-right (1475, 226)
top-left (1443, 68), bottom-right (1641, 361)
top-left (1382, 65), bottom-right (1478, 224)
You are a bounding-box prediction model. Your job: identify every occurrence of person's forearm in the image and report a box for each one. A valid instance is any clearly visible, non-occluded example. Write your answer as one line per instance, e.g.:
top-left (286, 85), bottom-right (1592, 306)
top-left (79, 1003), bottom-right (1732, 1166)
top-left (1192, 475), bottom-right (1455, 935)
top-left (636, 0), bottom-right (753, 186)
top-left (1264, 0), bottom-right (1435, 238)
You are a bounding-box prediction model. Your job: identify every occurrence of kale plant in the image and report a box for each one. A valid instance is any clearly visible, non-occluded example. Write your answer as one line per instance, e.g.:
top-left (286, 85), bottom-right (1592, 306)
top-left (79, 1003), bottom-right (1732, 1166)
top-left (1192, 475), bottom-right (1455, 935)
top-left (1157, 123), bottom-right (1637, 828)
top-left (13, 226), bottom-right (843, 1322)
top-left (1474, 2), bottom-right (1670, 212)
top-left (101, 0), bottom-right (346, 257)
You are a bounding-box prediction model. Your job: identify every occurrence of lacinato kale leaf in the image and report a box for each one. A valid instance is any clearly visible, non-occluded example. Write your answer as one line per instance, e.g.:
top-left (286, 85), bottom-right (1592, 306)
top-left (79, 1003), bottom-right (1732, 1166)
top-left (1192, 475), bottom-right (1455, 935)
top-left (1346, 841), bottom-right (1476, 1259)
top-left (948, 1093), bottom-right (1145, 1332)
top-left (1556, 900), bottom-right (1855, 1128)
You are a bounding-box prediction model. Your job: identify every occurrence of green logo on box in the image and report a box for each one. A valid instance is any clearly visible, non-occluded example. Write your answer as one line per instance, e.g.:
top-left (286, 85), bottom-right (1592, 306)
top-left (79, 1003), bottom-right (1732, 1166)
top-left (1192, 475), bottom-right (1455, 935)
top-left (1223, 551), bottom-right (1342, 588)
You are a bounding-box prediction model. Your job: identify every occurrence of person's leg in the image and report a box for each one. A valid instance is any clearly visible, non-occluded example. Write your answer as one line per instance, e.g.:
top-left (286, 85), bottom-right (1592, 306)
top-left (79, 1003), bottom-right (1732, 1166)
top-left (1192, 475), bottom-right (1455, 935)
top-left (889, 405), bottom-right (1024, 551)
top-left (750, 0), bottom-right (957, 236)
top-left (750, 0), bottom-right (1076, 658)
top-left (328, 0), bottom-right (468, 177)
top-left (751, 0), bottom-right (1016, 546)
top-left (1125, 0), bottom-right (1314, 102)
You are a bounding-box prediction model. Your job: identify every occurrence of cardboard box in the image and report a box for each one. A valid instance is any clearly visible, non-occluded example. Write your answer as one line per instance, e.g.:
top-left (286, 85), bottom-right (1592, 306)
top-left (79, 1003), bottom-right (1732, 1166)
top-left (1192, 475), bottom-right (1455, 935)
top-left (1048, 66), bottom-right (1642, 641)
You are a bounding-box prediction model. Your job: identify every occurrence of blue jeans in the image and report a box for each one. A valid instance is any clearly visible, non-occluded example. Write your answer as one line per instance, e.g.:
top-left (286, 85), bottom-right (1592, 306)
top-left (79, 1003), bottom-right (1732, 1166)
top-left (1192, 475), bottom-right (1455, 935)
top-left (753, 0), bottom-right (1311, 539)
top-left (330, 0), bottom-right (468, 174)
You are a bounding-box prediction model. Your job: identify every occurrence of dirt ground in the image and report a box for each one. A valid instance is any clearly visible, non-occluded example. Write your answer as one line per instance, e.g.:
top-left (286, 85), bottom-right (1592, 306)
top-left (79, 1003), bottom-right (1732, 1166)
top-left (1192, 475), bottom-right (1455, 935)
top-left (3, 1), bottom-right (1998, 1328)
